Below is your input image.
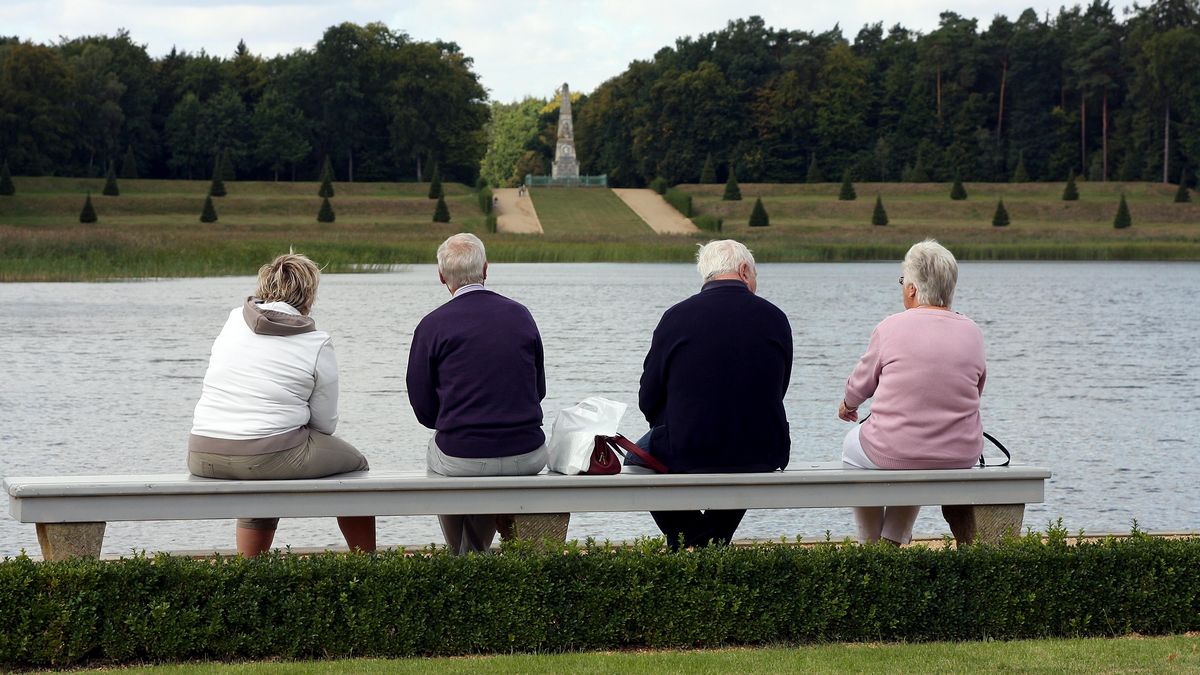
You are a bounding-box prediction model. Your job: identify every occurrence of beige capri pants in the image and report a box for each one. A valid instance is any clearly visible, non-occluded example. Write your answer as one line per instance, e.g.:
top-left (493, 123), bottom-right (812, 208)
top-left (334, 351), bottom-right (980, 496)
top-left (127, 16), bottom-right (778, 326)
top-left (188, 430), bottom-right (369, 530)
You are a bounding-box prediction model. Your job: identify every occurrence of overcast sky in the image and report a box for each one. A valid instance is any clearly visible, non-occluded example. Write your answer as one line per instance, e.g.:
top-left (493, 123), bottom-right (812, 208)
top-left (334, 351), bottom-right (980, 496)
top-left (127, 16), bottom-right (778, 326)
top-left (8, 0), bottom-right (1084, 103)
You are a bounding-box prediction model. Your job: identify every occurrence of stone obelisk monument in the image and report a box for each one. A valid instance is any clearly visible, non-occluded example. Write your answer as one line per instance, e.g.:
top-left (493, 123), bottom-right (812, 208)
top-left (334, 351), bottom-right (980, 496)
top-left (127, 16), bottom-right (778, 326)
top-left (551, 83), bottom-right (579, 179)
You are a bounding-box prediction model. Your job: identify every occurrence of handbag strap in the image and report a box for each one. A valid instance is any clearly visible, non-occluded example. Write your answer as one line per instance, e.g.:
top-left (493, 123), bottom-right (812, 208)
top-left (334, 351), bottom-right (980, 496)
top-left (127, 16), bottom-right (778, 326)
top-left (858, 412), bottom-right (1011, 468)
top-left (607, 434), bottom-right (670, 473)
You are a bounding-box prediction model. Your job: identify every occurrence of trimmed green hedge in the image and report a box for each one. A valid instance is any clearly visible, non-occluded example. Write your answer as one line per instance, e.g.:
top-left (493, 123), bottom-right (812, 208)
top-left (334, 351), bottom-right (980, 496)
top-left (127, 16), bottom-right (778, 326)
top-left (663, 187), bottom-right (692, 217)
top-left (3, 531), bottom-right (1199, 667)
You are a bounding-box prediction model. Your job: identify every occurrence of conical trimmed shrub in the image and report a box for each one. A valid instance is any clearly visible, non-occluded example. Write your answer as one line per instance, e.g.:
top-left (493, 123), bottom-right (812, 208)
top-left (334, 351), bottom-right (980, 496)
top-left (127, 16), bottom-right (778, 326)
top-left (1175, 170), bottom-right (1191, 203)
top-left (838, 169), bottom-right (856, 201)
top-left (699, 153), bottom-right (716, 183)
top-left (102, 162), bottom-right (120, 196)
top-left (1062, 169), bottom-right (1079, 201)
top-left (1, 159), bottom-right (16, 196)
top-left (909, 153), bottom-right (930, 182)
top-left (317, 196), bottom-right (335, 223)
top-left (428, 163), bottom-right (443, 199)
top-left (318, 156), bottom-right (334, 198)
top-left (805, 153), bottom-right (825, 183)
top-left (748, 197), bottom-right (769, 227)
top-left (1011, 152), bottom-right (1029, 182)
top-left (1113, 194), bottom-right (1131, 229)
top-left (79, 192), bottom-right (97, 223)
top-left (209, 156), bottom-right (226, 197)
top-left (200, 195), bottom-right (218, 223)
top-left (723, 167), bottom-right (741, 201)
top-left (950, 173), bottom-right (967, 200)
top-left (872, 195), bottom-right (888, 226)
top-left (992, 199), bottom-right (1010, 227)
top-left (120, 145), bottom-right (138, 179)
top-left (220, 148), bottom-right (236, 182)
top-left (433, 194), bottom-right (450, 222)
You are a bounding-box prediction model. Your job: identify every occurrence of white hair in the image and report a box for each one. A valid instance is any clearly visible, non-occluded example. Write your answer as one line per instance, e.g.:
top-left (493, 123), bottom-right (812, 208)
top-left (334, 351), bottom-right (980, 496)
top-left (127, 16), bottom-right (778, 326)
top-left (696, 239), bottom-right (756, 282)
top-left (437, 233), bottom-right (487, 289)
top-left (902, 239), bottom-right (958, 308)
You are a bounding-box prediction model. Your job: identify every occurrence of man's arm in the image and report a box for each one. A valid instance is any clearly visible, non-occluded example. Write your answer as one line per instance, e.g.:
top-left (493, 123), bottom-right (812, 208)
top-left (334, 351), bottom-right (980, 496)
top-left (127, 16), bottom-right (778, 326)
top-left (405, 324), bottom-right (440, 429)
top-left (638, 319), bottom-right (670, 426)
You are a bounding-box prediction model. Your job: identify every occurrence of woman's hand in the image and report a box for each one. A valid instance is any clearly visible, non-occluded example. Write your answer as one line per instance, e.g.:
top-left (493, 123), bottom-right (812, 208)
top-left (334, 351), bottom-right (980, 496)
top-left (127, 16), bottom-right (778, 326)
top-left (838, 400), bottom-right (859, 422)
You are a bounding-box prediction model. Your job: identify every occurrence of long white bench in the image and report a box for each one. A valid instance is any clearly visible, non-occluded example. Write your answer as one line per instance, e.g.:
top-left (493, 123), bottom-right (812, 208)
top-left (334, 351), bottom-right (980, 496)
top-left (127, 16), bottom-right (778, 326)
top-left (4, 462), bottom-right (1051, 560)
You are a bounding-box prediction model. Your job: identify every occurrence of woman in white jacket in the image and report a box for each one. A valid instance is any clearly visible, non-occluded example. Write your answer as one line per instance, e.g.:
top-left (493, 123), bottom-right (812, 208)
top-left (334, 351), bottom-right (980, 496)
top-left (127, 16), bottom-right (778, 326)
top-left (188, 253), bottom-right (374, 557)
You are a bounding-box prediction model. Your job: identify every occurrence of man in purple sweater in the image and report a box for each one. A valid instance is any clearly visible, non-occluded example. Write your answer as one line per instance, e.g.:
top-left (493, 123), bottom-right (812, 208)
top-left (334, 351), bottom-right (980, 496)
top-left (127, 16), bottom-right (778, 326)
top-left (406, 233), bottom-right (547, 554)
top-left (633, 239), bottom-right (792, 550)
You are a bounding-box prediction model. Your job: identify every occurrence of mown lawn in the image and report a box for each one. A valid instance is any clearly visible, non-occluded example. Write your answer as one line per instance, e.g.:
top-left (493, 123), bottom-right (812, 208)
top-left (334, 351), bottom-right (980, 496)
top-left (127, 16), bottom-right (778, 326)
top-left (529, 186), bottom-right (654, 235)
top-left (73, 635), bottom-right (1200, 673)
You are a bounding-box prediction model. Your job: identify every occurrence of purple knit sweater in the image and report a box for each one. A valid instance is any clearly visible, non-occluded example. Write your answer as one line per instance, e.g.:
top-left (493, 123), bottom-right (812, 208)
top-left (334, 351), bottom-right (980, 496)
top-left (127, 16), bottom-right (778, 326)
top-left (406, 289), bottom-right (546, 458)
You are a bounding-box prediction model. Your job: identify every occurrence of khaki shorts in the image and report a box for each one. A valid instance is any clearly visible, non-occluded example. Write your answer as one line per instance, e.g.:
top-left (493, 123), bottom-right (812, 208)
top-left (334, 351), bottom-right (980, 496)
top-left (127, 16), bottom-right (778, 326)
top-left (188, 431), bottom-right (369, 530)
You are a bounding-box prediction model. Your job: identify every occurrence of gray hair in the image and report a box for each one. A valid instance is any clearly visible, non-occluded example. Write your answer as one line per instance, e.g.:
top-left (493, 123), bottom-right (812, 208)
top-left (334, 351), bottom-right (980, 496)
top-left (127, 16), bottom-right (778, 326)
top-left (437, 233), bottom-right (487, 289)
top-left (696, 239), bottom-right (756, 282)
top-left (902, 239), bottom-right (958, 308)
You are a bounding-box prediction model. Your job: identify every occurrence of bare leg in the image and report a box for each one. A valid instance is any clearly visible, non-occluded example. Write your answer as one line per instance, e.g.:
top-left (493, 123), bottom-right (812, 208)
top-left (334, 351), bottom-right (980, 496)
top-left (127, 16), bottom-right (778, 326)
top-left (337, 516), bottom-right (376, 553)
top-left (236, 526), bottom-right (277, 557)
top-left (853, 506), bottom-right (885, 543)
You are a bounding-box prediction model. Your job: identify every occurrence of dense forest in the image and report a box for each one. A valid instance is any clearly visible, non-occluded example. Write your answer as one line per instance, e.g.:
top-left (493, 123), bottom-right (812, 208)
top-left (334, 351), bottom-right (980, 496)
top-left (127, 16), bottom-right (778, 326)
top-left (0, 23), bottom-right (488, 183)
top-left (3, 0), bottom-right (1199, 187)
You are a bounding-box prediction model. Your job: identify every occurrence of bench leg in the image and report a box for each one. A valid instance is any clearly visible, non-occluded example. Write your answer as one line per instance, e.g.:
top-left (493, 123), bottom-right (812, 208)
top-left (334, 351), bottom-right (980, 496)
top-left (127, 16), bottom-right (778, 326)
top-left (36, 522), bottom-right (106, 561)
top-left (497, 513), bottom-right (570, 550)
top-left (942, 505), bottom-right (1024, 545)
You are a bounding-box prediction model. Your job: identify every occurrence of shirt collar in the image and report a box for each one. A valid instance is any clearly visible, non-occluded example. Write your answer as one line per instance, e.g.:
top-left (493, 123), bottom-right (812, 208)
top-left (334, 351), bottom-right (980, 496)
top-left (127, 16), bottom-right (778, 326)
top-left (452, 283), bottom-right (486, 298)
top-left (701, 279), bottom-right (749, 292)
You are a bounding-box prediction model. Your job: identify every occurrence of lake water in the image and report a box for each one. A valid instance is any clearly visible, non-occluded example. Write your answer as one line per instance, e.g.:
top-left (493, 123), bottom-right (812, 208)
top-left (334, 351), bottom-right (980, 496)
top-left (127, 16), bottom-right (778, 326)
top-left (1, 262), bottom-right (1198, 557)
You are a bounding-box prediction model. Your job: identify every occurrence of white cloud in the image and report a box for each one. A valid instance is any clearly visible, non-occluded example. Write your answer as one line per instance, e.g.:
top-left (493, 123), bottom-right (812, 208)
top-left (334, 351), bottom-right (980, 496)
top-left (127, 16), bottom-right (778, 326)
top-left (6, 0), bottom-right (1072, 101)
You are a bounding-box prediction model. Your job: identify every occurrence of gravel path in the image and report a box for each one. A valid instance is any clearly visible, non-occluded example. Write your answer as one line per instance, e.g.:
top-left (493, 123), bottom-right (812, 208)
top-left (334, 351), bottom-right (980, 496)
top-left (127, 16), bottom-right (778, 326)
top-left (611, 188), bottom-right (699, 234)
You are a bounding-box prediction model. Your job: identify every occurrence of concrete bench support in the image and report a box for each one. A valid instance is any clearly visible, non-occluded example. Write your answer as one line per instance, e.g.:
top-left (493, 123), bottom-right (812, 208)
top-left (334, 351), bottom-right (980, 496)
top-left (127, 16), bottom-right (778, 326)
top-left (942, 504), bottom-right (1025, 545)
top-left (36, 522), bottom-right (106, 562)
top-left (498, 513), bottom-right (571, 550)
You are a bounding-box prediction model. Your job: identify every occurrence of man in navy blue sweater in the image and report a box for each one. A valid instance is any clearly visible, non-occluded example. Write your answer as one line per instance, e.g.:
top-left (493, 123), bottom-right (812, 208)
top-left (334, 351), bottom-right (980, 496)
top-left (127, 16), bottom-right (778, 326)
top-left (407, 233), bottom-right (547, 554)
top-left (634, 239), bottom-right (792, 550)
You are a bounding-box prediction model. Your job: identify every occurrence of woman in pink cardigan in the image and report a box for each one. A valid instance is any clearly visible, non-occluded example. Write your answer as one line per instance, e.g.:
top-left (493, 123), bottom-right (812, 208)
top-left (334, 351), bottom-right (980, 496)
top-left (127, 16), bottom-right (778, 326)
top-left (838, 239), bottom-right (986, 545)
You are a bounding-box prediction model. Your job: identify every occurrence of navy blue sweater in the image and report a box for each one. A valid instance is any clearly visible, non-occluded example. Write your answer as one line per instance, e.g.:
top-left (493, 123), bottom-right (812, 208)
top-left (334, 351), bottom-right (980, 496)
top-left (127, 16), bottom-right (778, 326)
top-left (406, 290), bottom-right (546, 458)
top-left (639, 280), bottom-right (792, 473)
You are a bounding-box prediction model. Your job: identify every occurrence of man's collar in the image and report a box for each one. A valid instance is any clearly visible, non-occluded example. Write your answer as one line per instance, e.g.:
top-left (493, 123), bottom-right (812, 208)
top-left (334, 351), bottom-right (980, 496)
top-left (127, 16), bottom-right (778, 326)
top-left (452, 283), bottom-right (486, 298)
top-left (701, 279), bottom-right (749, 292)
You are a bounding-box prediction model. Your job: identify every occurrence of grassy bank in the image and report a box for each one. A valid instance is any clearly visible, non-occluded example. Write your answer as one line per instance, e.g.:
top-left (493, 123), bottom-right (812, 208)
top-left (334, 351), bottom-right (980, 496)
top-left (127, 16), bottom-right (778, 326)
top-left (1, 177), bottom-right (1197, 280)
top-left (97, 635), bottom-right (1200, 673)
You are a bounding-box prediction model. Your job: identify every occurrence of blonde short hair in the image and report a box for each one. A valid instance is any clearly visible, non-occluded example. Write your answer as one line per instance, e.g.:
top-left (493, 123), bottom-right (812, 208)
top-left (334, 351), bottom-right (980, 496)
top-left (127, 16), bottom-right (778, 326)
top-left (256, 252), bottom-right (320, 315)
top-left (901, 239), bottom-right (958, 308)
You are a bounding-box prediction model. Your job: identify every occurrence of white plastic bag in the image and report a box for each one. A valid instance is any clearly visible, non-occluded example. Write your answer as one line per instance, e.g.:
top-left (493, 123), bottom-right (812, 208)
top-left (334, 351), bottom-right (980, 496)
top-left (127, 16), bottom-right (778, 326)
top-left (546, 396), bottom-right (628, 475)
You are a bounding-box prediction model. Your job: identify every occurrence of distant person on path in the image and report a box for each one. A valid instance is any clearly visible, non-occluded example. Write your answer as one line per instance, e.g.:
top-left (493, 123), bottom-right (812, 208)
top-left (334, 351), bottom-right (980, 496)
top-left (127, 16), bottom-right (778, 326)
top-left (407, 233), bottom-right (548, 555)
top-left (838, 239), bottom-right (986, 546)
top-left (188, 252), bottom-right (375, 557)
top-left (630, 239), bottom-right (792, 550)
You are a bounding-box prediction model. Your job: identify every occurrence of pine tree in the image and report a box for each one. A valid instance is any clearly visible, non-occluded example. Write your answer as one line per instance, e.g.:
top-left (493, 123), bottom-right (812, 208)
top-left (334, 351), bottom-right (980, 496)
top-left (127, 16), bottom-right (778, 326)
top-left (722, 167), bottom-right (741, 201)
top-left (120, 145), bottom-right (138, 179)
top-left (950, 172), bottom-right (968, 200)
top-left (1011, 152), bottom-right (1030, 182)
top-left (909, 153), bottom-right (929, 182)
top-left (992, 199), bottom-right (1010, 227)
top-left (1, 159), bottom-right (17, 196)
top-left (805, 153), bottom-right (825, 183)
top-left (209, 156), bottom-right (226, 197)
top-left (433, 194), bottom-right (450, 222)
top-left (102, 162), bottom-right (120, 196)
top-left (219, 148), bottom-right (236, 182)
top-left (317, 196), bottom-right (335, 223)
top-left (79, 192), bottom-right (97, 223)
top-left (872, 195), bottom-right (889, 226)
top-left (699, 153), bottom-right (716, 183)
top-left (1175, 170), bottom-right (1191, 203)
top-left (1113, 194), bottom-right (1132, 229)
top-left (748, 197), bottom-right (769, 227)
top-left (428, 163), bottom-right (443, 199)
top-left (838, 169), bottom-right (856, 200)
top-left (1062, 169), bottom-right (1080, 201)
top-left (199, 195), bottom-right (218, 223)
top-left (318, 156), bottom-right (334, 198)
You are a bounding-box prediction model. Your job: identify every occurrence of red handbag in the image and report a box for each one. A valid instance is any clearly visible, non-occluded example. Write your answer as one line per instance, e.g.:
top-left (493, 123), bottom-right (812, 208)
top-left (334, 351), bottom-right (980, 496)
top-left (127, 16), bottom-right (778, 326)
top-left (584, 434), bottom-right (669, 475)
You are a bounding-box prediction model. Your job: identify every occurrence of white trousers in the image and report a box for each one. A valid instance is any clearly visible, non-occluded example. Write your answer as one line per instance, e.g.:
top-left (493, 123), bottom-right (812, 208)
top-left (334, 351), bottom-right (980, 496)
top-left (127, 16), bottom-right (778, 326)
top-left (842, 425), bottom-right (920, 545)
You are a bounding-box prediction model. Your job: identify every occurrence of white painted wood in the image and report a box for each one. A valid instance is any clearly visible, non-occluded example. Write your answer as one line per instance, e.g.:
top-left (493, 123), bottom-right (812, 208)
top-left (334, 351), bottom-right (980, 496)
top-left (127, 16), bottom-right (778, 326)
top-left (5, 462), bottom-right (1050, 524)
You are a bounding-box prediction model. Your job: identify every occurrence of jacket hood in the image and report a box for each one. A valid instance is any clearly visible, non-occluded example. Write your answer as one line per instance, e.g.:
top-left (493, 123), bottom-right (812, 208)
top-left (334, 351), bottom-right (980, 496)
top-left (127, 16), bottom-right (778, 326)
top-left (242, 296), bottom-right (316, 336)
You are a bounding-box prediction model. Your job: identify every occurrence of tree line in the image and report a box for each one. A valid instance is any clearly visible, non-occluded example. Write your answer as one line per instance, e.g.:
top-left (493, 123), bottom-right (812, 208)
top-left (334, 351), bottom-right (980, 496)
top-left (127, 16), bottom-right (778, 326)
top-left (0, 23), bottom-right (488, 183)
top-left (566, 0), bottom-right (1199, 186)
